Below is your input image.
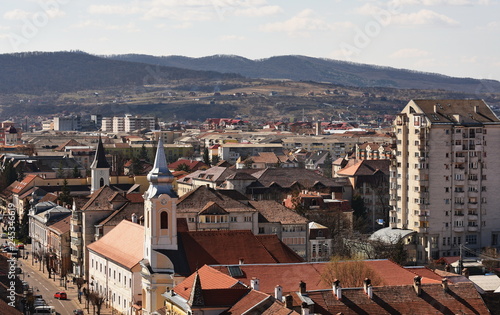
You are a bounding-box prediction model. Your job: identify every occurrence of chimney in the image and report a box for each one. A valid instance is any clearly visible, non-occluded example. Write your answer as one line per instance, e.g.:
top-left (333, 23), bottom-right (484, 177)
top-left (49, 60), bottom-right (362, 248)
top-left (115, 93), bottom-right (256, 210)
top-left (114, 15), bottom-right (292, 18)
top-left (413, 276), bottom-right (421, 296)
top-left (275, 285), bottom-right (283, 301)
top-left (301, 302), bottom-right (310, 315)
top-left (462, 268), bottom-right (469, 279)
top-left (441, 279), bottom-right (449, 292)
top-left (299, 281), bottom-right (306, 294)
top-left (131, 213), bottom-right (138, 224)
top-left (250, 277), bottom-right (260, 291)
top-left (239, 258), bottom-right (244, 265)
top-left (434, 104), bottom-right (438, 113)
top-left (363, 278), bottom-right (373, 299)
top-left (284, 294), bottom-right (293, 309)
top-left (333, 279), bottom-right (342, 300)
top-left (474, 105), bottom-right (479, 113)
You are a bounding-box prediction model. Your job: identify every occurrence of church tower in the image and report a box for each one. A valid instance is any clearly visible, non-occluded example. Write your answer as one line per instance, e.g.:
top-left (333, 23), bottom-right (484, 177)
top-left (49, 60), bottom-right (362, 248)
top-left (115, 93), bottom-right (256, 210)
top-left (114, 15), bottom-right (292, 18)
top-left (90, 135), bottom-right (110, 193)
top-left (141, 138), bottom-right (178, 314)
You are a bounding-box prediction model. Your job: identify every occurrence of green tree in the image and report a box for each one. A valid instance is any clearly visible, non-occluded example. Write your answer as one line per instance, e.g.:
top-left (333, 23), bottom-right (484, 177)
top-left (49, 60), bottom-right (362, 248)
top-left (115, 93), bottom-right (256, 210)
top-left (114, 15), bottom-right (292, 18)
top-left (211, 155), bottom-right (220, 166)
top-left (72, 165), bottom-right (80, 178)
top-left (139, 143), bottom-right (149, 161)
top-left (175, 163), bottom-right (191, 172)
top-left (56, 161), bottom-right (65, 178)
top-left (322, 152), bottom-right (333, 178)
top-left (58, 179), bottom-right (73, 206)
top-left (203, 147), bottom-right (210, 165)
top-left (18, 202), bottom-right (31, 244)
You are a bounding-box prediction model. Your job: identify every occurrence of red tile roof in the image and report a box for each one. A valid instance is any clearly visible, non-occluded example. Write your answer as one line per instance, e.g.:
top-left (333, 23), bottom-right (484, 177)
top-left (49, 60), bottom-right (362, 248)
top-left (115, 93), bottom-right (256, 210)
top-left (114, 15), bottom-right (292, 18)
top-left (221, 290), bottom-right (270, 314)
top-left (87, 220), bottom-right (144, 269)
top-left (212, 260), bottom-right (441, 295)
top-left (308, 281), bottom-right (490, 315)
top-left (174, 265), bottom-right (245, 301)
top-left (181, 230), bottom-right (303, 273)
top-left (12, 174), bottom-right (39, 194)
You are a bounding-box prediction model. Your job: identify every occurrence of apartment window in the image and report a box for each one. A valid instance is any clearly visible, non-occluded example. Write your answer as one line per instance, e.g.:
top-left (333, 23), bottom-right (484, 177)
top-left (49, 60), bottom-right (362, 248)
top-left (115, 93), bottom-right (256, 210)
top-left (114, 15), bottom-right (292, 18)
top-left (482, 175), bottom-right (487, 180)
top-left (258, 227), bottom-right (265, 234)
top-left (466, 235), bottom-right (477, 245)
top-left (414, 141), bottom-right (419, 146)
top-left (445, 129), bottom-right (449, 134)
top-left (414, 152), bottom-right (420, 157)
top-left (188, 217), bottom-right (195, 223)
top-left (124, 276), bottom-right (127, 286)
top-left (244, 216), bottom-right (252, 222)
top-left (230, 217), bottom-right (237, 222)
top-left (445, 153), bottom-right (449, 158)
top-left (445, 187), bottom-right (449, 193)
top-left (492, 233), bottom-right (499, 246)
top-left (482, 197), bottom-right (487, 204)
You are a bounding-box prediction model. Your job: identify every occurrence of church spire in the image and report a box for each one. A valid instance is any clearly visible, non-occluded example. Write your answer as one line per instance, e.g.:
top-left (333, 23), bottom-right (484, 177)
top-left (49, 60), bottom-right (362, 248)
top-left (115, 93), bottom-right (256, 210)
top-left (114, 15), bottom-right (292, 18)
top-left (91, 134), bottom-right (110, 169)
top-left (145, 138), bottom-right (177, 199)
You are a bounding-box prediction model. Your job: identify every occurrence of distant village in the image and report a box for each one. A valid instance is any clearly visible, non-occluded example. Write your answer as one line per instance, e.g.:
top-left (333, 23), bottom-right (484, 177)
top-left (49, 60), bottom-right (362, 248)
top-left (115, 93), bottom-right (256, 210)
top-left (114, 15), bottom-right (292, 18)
top-left (1, 99), bottom-right (500, 314)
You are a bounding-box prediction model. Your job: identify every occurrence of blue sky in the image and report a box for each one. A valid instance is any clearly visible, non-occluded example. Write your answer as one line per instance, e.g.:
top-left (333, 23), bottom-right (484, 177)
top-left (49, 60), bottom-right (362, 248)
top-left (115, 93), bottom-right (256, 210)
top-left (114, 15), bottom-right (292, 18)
top-left (1, 0), bottom-right (499, 80)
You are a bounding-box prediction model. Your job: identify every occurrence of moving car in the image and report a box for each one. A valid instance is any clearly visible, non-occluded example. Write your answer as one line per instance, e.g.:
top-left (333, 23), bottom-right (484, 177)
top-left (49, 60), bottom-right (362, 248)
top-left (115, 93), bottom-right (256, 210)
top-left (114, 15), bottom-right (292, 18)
top-left (54, 291), bottom-right (67, 300)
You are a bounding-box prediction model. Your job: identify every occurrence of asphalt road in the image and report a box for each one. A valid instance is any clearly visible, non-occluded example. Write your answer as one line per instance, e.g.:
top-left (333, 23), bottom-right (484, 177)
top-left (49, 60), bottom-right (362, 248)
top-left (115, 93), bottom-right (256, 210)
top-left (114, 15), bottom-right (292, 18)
top-left (20, 244), bottom-right (81, 315)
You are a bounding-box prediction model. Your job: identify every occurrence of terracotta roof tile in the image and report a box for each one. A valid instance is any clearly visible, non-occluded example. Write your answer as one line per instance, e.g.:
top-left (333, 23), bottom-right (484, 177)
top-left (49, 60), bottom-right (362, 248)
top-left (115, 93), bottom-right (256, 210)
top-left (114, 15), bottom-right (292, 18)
top-left (249, 200), bottom-right (308, 225)
top-left (221, 290), bottom-right (270, 314)
top-left (87, 220), bottom-right (144, 269)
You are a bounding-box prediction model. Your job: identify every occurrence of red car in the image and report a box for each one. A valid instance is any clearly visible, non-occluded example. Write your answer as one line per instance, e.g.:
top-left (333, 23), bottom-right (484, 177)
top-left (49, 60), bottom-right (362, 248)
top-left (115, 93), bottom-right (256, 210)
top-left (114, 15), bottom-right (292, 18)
top-left (54, 291), bottom-right (67, 300)
top-left (16, 244), bottom-right (24, 249)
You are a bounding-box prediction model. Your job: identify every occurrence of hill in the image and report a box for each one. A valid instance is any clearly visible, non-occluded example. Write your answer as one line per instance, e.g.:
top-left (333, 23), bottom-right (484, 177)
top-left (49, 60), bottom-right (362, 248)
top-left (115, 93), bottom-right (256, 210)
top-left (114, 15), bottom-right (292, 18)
top-left (109, 54), bottom-right (500, 94)
top-left (0, 51), bottom-right (242, 94)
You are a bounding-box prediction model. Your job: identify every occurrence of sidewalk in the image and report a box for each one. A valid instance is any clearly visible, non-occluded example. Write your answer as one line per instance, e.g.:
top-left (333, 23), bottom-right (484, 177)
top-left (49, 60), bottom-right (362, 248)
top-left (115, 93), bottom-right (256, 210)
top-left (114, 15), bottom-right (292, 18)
top-left (24, 252), bottom-right (116, 315)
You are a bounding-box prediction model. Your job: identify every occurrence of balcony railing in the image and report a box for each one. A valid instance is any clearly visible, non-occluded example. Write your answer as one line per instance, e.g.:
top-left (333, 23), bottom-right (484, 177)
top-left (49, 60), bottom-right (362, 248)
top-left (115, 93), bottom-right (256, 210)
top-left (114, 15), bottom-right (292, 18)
top-left (468, 214), bottom-right (478, 221)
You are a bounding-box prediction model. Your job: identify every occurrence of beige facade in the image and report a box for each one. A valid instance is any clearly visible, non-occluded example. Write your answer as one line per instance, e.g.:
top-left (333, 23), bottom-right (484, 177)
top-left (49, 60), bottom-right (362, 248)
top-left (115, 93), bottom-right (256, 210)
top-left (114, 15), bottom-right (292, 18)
top-left (390, 100), bottom-right (500, 263)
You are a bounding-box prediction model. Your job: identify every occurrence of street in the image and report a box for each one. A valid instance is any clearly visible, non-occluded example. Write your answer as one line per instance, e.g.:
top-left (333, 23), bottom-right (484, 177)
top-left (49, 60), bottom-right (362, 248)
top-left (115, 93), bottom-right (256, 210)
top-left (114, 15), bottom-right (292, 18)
top-left (20, 244), bottom-right (82, 315)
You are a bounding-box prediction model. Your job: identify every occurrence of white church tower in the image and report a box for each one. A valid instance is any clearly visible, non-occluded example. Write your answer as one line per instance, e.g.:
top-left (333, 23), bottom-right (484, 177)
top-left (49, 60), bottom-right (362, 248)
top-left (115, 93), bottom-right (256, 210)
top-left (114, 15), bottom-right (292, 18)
top-left (90, 135), bottom-right (110, 193)
top-left (141, 138), bottom-right (178, 314)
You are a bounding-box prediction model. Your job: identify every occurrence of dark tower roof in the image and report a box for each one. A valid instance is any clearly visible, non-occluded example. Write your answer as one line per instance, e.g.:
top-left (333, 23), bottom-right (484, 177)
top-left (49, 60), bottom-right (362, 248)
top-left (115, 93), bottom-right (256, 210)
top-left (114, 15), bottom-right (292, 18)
top-left (90, 135), bottom-right (110, 169)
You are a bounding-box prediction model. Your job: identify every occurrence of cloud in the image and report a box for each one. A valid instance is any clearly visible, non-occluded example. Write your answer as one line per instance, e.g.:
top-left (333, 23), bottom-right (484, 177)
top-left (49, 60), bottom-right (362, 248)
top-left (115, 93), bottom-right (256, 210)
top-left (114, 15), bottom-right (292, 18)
top-left (219, 34), bottom-right (245, 41)
top-left (260, 9), bottom-right (354, 36)
top-left (3, 9), bottom-right (31, 21)
top-left (88, 5), bottom-right (142, 15)
top-left (389, 0), bottom-right (488, 5)
top-left (391, 9), bottom-right (459, 26)
top-left (72, 20), bottom-right (139, 32)
top-left (460, 56), bottom-right (477, 63)
top-left (390, 48), bottom-right (430, 58)
top-left (233, 5), bottom-right (282, 17)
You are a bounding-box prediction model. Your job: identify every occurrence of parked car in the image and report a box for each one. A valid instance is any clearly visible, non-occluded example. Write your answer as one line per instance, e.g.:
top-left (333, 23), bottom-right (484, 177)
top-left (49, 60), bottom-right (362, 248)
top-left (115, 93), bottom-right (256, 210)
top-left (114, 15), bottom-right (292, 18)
top-left (33, 298), bottom-right (46, 308)
top-left (54, 291), bottom-right (67, 300)
top-left (16, 244), bottom-right (24, 249)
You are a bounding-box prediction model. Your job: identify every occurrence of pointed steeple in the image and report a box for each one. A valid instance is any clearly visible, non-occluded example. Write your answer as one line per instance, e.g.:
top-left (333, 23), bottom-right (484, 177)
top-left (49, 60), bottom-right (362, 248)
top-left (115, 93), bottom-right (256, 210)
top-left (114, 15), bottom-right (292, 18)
top-left (91, 134), bottom-right (110, 169)
top-left (145, 138), bottom-right (177, 199)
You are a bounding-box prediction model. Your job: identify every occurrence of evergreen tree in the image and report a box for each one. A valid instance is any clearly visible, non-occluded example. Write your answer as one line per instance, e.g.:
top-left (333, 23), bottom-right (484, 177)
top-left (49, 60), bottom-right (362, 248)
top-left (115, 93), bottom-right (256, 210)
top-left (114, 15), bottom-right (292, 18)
top-left (58, 179), bottom-right (73, 206)
top-left (175, 163), bottom-right (191, 172)
top-left (19, 202), bottom-right (31, 244)
top-left (203, 147), bottom-right (210, 165)
top-left (139, 143), bottom-right (149, 161)
top-left (322, 152), bottom-right (333, 178)
top-left (72, 165), bottom-right (81, 178)
top-left (0, 160), bottom-right (18, 190)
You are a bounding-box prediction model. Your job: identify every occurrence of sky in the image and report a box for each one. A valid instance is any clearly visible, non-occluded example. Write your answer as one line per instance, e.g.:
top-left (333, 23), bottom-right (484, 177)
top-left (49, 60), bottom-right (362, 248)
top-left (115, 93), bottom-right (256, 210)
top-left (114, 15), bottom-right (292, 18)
top-left (0, 0), bottom-right (499, 81)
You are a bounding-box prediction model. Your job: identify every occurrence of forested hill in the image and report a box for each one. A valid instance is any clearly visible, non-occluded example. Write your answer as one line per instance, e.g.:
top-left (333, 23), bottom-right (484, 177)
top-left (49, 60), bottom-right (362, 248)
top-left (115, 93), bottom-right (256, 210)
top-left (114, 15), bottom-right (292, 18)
top-left (109, 54), bottom-right (500, 94)
top-left (0, 51), bottom-right (242, 94)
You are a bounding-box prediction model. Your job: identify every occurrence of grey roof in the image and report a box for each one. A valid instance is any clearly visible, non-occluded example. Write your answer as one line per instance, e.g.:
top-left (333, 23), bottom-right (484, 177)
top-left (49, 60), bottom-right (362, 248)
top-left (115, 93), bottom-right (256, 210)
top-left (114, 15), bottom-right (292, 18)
top-left (368, 227), bottom-right (416, 243)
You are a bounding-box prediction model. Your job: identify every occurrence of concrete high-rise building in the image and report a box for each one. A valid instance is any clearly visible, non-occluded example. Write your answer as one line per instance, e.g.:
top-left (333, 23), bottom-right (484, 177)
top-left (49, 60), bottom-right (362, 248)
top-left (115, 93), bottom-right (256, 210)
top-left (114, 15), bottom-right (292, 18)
top-left (54, 115), bottom-right (81, 131)
top-left (389, 100), bottom-right (500, 263)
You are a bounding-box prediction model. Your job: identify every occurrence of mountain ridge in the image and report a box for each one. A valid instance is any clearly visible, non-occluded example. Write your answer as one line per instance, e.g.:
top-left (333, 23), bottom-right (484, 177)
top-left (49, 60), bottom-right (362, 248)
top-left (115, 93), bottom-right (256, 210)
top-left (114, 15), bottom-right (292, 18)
top-left (108, 53), bottom-right (499, 94)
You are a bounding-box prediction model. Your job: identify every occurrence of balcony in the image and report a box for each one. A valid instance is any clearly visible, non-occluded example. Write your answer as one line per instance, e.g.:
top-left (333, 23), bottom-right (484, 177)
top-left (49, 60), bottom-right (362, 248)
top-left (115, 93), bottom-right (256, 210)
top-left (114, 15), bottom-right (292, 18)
top-left (453, 227), bottom-right (465, 233)
top-left (468, 214), bottom-right (478, 221)
top-left (455, 157), bottom-right (466, 163)
top-left (418, 227), bottom-right (428, 233)
top-left (468, 226), bottom-right (478, 232)
top-left (71, 237), bottom-right (81, 246)
top-left (468, 203), bottom-right (478, 209)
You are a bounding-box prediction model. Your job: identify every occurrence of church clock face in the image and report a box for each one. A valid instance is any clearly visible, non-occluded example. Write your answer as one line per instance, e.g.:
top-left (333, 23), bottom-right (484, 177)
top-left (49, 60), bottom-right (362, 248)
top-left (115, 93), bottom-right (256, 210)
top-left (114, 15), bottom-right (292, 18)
top-left (161, 199), bottom-right (168, 205)
top-left (99, 170), bottom-right (104, 175)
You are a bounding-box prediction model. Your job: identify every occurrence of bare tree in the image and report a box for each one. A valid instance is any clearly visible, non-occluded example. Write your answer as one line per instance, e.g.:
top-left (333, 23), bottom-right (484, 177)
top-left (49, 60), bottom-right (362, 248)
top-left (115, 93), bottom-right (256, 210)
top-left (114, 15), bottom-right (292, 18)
top-left (89, 290), bottom-right (106, 315)
top-left (321, 256), bottom-right (385, 288)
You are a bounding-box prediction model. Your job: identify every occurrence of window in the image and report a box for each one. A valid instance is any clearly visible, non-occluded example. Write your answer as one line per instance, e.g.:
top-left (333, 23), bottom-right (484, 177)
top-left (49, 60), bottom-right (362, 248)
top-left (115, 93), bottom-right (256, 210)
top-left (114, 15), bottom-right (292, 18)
top-left (244, 216), bottom-right (252, 222)
top-left (258, 227), bottom-right (265, 234)
top-left (230, 217), bottom-right (237, 222)
top-left (492, 233), bottom-right (499, 246)
top-left (160, 211), bottom-right (168, 229)
top-left (466, 235), bottom-right (477, 245)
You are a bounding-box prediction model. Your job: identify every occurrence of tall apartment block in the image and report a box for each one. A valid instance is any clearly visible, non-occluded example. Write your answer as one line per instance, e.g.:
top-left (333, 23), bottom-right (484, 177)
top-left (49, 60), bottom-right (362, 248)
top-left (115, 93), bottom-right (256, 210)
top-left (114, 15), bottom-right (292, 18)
top-left (389, 100), bottom-right (500, 263)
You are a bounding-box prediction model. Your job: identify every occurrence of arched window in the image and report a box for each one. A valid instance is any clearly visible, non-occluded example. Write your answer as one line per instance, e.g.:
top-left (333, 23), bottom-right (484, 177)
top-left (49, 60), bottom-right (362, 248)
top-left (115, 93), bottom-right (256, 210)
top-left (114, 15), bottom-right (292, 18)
top-left (160, 211), bottom-right (168, 229)
top-left (99, 178), bottom-right (104, 188)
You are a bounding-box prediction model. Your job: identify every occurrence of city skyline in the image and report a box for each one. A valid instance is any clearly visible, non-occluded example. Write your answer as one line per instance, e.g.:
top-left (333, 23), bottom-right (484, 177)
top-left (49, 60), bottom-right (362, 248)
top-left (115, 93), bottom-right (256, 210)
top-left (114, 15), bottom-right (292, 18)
top-left (0, 1), bottom-right (499, 81)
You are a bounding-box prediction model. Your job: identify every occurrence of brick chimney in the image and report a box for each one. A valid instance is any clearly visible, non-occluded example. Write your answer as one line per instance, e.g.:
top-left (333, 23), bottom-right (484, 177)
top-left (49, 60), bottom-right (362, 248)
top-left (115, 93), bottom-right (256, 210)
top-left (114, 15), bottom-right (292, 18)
top-left (363, 278), bottom-right (372, 299)
top-left (275, 285), bottom-right (283, 301)
top-left (301, 302), bottom-right (310, 315)
top-left (131, 213), bottom-right (138, 224)
top-left (413, 276), bottom-right (422, 296)
top-left (333, 279), bottom-right (342, 300)
top-left (284, 294), bottom-right (293, 309)
top-left (442, 278), bottom-right (449, 292)
top-left (299, 281), bottom-right (306, 294)
top-left (239, 258), bottom-right (244, 265)
top-left (250, 277), bottom-right (260, 291)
